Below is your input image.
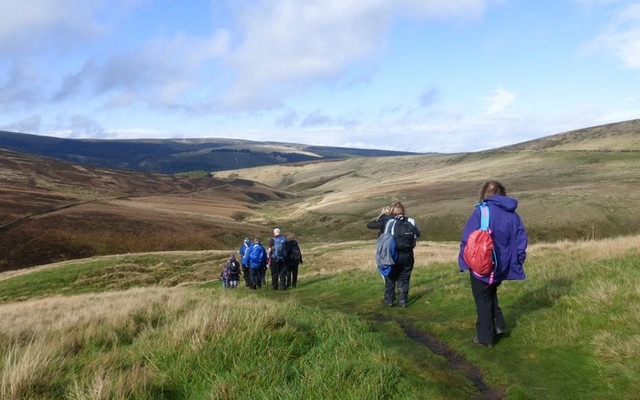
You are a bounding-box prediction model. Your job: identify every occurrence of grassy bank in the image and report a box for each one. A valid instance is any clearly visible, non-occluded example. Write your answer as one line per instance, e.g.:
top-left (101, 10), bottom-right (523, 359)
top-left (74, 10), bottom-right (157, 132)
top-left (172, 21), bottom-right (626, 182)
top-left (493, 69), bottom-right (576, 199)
top-left (0, 236), bottom-right (639, 399)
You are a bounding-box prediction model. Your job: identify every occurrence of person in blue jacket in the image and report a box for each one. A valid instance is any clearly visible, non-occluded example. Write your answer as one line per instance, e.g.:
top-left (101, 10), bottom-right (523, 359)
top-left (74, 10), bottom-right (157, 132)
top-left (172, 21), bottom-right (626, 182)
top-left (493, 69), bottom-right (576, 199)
top-left (458, 180), bottom-right (527, 346)
top-left (239, 237), bottom-right (252, 288)
top-left (242, 237), bottom-right (268, 290)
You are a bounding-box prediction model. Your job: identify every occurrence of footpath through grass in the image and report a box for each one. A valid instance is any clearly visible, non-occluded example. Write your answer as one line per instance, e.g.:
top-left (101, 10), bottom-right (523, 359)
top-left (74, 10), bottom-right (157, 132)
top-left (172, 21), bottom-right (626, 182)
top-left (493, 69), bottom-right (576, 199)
top-left (0, 238), bottom-right (639, 399)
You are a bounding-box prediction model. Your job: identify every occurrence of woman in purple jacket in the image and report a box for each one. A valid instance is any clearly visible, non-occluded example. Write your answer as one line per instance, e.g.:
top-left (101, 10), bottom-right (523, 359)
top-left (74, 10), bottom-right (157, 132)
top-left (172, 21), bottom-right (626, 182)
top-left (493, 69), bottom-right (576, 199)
top-left (458, 181), bottom-right (528, 346)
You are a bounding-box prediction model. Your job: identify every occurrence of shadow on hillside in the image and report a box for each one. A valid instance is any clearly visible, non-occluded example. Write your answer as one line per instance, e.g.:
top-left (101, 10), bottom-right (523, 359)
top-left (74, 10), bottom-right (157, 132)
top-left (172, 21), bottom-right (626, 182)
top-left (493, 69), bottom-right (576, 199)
top-left (299, 275), bottom-right (333, 287)
top-left (506, 278), bottom-right (573, 332)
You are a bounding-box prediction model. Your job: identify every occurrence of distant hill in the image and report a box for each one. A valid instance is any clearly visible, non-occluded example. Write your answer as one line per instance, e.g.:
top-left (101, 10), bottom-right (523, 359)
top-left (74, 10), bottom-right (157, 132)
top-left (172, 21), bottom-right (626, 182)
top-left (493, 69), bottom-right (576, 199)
top-left (3, 118), bottom-right (640, 272)
top-left (496, 119), bottom-right (640, 151)
top-left (0, 148), bottom-right (284, 271)
top-left (0, 131), bottom-right (418, 174)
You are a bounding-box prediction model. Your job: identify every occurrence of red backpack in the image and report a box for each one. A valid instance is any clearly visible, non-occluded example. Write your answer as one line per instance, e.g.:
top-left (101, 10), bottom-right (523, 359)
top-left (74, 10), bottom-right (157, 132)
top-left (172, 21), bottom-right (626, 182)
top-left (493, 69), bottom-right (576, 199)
top-left (463, 203), bottom-right (496, 284)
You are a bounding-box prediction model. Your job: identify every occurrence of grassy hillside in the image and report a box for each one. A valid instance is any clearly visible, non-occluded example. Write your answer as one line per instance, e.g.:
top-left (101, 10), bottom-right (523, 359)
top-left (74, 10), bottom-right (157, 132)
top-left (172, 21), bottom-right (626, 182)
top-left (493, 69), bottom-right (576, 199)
top-left (498, 118), bottom-right (640, 151)
top-left (214, 130), bottom-right (640, 244)
top-left (2, 120), bottom-right (640, 398)
top-left (0, 236), bottom-right (638, 399)
top-left (3, 119), bottom-right (640, 271)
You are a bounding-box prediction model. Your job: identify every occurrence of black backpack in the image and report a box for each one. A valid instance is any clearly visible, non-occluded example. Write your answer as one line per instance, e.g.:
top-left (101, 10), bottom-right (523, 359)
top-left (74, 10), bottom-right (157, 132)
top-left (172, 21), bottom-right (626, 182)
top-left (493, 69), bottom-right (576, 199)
top-left (229, 261), bottom-right (240, 274)
top-left (288, 242), bottom-right (302, 263)
top-left (229, 262), bottom-right (240, 274)
top-left (391, 217), bottom-right (417, 251)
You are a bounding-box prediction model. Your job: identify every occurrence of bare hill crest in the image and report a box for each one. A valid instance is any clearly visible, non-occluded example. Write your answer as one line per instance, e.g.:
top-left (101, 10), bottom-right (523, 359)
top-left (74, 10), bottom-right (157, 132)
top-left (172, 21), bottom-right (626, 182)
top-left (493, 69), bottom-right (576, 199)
top-left (496, 119), bottom-right (640, 151)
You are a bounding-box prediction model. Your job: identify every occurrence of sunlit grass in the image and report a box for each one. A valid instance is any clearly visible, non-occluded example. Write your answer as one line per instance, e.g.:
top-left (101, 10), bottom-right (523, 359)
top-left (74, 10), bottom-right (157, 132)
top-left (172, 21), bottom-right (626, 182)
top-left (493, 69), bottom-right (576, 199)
top-left (1, 235), bottom-right (640, 398)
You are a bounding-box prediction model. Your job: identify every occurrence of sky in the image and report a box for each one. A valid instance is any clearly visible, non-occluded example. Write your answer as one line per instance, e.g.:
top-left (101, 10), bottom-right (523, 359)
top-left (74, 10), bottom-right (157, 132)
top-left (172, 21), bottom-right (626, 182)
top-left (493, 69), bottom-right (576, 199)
top-left (1, 0), bottom-right (640, 153)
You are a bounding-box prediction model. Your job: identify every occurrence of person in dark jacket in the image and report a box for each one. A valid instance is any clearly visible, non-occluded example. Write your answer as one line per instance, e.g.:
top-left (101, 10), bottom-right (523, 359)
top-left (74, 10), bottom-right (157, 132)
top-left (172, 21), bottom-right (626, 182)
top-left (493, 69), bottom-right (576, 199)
top-left (268, 228), bottom-right (288, 290)
top-left (285, 234), bottom-right (303, 288)
top-left (367, 201), bottom-right (420, 308)
top-left (458, 180), bottom-right (528, 346)
top-left (367, 206), bottom-right (391, 237)
top-left (227, 255), bottom-right (241, 288)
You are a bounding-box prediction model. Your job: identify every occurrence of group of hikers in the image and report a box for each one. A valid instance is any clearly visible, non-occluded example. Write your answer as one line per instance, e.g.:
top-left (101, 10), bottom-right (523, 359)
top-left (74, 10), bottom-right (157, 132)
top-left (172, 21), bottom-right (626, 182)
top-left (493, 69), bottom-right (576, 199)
top-left (365, 180), bottom-right (527, 347)
top-left (220, 228), bottom-right (303, 291)
top-left (220, 180), bottom-right (527, 347)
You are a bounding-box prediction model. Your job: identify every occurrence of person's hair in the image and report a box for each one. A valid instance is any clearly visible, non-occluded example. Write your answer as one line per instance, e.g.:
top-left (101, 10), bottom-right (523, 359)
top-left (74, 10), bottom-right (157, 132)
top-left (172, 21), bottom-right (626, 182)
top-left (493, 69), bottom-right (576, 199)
top-left (389, 201), bottom-right (405, 216)
top-left (253, 237), bottom-right (260, 243)
top-left (287, 233), bottom-right (296, 240)
top-left (479, 180), bottom-right (507, 201)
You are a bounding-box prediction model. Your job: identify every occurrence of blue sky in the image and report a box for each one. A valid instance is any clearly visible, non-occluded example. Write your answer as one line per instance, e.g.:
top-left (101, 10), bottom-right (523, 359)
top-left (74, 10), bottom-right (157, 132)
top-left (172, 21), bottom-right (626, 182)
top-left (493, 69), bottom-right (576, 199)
top-left (1, 0), bottom-right (639, 153)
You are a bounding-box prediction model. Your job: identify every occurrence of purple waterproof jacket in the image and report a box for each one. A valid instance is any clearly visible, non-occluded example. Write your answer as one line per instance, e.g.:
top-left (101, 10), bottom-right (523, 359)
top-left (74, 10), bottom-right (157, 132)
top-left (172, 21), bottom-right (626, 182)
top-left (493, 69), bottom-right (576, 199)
top-left (458, 195), bottom-right (527, 283)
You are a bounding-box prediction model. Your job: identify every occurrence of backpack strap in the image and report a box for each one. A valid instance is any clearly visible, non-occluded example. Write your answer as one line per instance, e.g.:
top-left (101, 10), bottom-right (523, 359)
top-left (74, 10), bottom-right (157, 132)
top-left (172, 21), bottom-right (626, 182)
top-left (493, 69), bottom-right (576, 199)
top-left (383, 218), bottom-right (396, 235)
top-left (479, 203), bottom-right (490, 231)
top-left (477, 202), bottom-right (497, 285)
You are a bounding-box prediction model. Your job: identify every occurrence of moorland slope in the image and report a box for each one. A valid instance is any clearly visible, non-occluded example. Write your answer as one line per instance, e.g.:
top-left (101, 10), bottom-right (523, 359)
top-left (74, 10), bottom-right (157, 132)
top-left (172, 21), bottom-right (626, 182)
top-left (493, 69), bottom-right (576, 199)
top-left (214, 119), bottom-right (640, 243)
top-left (2, 119), bottom-right (640, 271)
top-left (0, 149), bottom-right (283, 271)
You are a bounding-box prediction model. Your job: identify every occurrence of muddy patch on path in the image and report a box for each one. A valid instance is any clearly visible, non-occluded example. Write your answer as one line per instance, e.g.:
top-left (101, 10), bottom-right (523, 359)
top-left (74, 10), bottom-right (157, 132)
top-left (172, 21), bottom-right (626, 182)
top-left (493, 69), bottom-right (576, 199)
top-left (376, 314), bottom-right (505, 400)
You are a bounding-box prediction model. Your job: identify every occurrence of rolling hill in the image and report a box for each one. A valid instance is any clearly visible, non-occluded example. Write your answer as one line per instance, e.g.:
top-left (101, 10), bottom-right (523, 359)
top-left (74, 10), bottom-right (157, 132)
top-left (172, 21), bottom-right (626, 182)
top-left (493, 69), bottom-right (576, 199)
top-left (2, 119), bottom-right (640, 272)
top-left (0, 149), bottom-right (284, 271)
top-left (213, 119), bottom-right (640, 244)
top-left (0, 130), bottom-right (417, 174)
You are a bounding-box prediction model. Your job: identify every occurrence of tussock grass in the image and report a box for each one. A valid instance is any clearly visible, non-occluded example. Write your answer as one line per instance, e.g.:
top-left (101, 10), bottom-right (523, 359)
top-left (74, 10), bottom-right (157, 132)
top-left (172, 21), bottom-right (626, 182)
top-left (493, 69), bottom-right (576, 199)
top-left (1, 235), bottom-right (640, 398)
top-left (0, 288), bottom-right (438, 399)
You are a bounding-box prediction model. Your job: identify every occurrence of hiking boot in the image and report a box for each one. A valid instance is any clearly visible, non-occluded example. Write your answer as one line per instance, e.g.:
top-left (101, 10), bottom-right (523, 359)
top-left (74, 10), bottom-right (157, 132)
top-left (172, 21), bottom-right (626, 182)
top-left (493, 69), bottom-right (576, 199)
top-left (472, 337), bottom-right (494, 347)
top-left (399, 300), bottom-right (407, 308)
top-left (383, 301), bottom-right (393, 307)
top-left (495, 327), bottom-right (505, 336)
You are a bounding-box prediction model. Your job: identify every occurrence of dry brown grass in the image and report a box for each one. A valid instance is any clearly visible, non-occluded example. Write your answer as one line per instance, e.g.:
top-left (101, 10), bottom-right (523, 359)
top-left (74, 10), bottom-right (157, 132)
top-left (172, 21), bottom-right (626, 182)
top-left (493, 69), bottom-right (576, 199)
top-left (0, 284), bottom-right (314, 399)
top-left (5, 120), bottom-right (640, 273)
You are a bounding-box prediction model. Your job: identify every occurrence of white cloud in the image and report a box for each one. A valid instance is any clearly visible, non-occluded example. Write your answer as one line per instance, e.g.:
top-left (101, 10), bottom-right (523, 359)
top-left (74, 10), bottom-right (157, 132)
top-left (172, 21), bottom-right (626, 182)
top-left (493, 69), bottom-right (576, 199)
top-left (0, 0), bottom-right (493, 115)
top-left (52, 29), bottom-right (230, 108)
top-left (223, 0), bottom-right (492, 109)
top-left (588, 3), bottom-right (640, 69)
top-left (483, 87), bottom-right (516, 115)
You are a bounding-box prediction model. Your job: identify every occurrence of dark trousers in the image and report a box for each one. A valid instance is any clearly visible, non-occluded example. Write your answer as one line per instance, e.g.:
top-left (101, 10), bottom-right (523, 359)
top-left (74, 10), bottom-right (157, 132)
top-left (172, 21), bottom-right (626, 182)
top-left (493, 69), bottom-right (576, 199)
top-left (470, 274), bottom-right (504, 344)
top-left (286, 262), bottom-right (299, 288)
top-left (249, 268), bottom-right (262, 289)
top-left (270, 259), bottom-right (287, 289)
top-left (384, 251), bottom-right (414, 304)
top-left (242, 265), bottom-right (251, 287)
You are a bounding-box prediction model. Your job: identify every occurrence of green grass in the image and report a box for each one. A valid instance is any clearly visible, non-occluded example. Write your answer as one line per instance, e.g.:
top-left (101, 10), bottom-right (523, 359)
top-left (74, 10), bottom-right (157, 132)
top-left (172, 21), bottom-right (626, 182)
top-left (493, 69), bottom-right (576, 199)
top-left (1, 239), bottom-right (639, 399)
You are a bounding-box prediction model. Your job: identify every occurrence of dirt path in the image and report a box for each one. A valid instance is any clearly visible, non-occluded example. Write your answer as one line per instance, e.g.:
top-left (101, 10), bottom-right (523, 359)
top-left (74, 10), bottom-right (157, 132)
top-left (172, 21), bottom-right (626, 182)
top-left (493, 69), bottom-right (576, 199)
top-left (376, 314), bottom-right (505, 400)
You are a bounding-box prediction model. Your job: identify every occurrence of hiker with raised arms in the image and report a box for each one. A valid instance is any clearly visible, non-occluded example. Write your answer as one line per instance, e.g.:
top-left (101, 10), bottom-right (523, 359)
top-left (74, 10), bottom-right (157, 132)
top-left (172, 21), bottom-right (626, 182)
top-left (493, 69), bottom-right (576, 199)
top-left (367, 201), bottom-right (420, 308)
top-left (367, 206), bottom-right (392, 237)
top-left (458, 180), bottom-right (528, 346)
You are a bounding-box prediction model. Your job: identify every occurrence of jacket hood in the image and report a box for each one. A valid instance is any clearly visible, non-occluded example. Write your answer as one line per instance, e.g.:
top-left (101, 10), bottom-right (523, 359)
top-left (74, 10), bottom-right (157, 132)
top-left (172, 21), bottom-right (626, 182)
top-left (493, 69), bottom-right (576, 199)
top-left (485, 195), bottom-right (518, 212)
